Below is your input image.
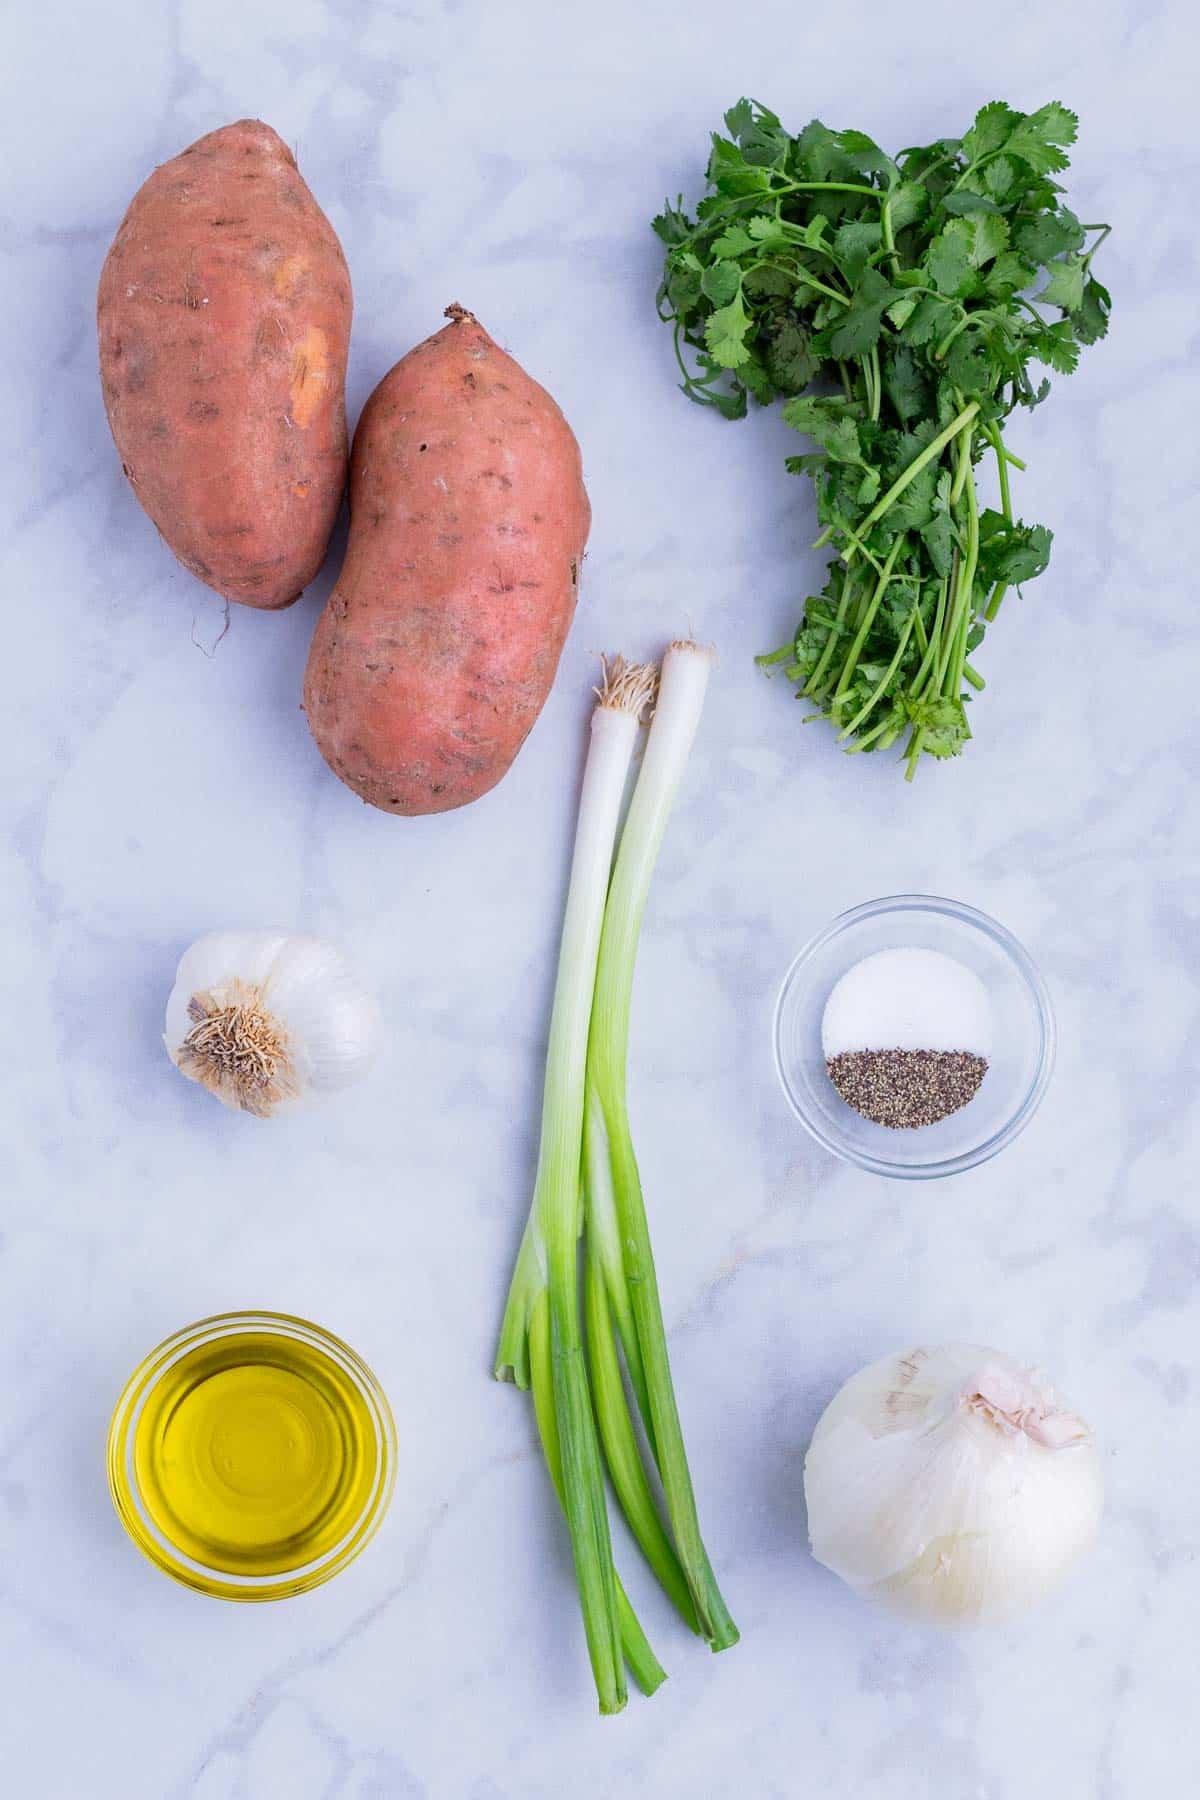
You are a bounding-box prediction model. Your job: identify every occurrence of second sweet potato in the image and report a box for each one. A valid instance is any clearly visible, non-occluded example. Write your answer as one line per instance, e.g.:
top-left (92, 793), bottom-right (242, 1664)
top-left (304, 308), bottom-right (591, 813)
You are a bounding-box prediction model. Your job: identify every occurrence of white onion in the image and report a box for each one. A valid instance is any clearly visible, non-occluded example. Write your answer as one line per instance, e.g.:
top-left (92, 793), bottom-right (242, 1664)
top-left (804, 1344), bottom-right (1103, 1625)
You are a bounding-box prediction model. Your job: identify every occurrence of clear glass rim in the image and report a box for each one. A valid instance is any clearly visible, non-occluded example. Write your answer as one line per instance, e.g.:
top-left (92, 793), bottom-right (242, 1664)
top-left (107, 1309), bottom-right (396, 1602)
top-left (773, 893), bottom-right (1056, 1180)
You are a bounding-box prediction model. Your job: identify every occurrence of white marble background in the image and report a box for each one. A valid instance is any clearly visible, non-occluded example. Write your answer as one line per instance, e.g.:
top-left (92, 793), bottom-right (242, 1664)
top-left (3, 0), bottom-right (1198, 1794)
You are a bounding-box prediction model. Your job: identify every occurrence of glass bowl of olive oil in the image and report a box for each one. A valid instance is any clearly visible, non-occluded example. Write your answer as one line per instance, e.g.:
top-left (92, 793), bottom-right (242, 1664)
top-left (108, 1311), bottom-right (395, 1601)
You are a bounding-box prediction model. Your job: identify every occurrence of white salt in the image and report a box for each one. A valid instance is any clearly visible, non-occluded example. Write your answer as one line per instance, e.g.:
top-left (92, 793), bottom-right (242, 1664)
top-left (821, 947), bottom-right (993, 1059)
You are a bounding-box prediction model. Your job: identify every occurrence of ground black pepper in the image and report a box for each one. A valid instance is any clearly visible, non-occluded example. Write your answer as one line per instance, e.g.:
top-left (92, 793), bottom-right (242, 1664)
top-left (826, 1048), bottom-right (988, 1129)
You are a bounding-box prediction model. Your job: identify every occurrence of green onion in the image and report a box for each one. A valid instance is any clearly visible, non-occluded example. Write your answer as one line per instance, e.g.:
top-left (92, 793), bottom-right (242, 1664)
top-left (494, 658), bottom-right (660, 1715)
top-left (586, 642), bottom-right (740, 1653)
top-left (496, 644), bottom-right (737, 1711)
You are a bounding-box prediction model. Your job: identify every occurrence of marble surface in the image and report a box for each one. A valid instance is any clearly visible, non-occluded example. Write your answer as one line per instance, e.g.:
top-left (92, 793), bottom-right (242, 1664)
top-left (3, 1), bottom-right (1198, 1794)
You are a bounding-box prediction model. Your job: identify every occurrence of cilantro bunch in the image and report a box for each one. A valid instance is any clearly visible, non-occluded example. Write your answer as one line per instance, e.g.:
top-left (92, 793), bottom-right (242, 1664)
top-left (653, 100), bottom-right (1111, 776)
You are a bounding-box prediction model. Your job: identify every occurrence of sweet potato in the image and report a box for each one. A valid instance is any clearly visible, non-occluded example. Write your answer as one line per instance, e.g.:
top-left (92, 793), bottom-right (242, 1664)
top-left (303, 307), bottom-right (591, 814)
top-left (97, 120), bottom-right (351, 609)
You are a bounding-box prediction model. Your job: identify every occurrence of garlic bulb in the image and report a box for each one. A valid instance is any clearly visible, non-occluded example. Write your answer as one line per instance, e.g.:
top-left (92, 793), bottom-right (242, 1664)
top-left (165, 931), bottom-right (380, 1117)
top-left (804, 1344), bottom-right (1103, 1625)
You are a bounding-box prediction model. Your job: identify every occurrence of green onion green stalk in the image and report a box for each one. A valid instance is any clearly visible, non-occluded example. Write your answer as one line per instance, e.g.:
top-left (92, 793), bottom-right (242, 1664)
top-left (495, 643), bottom-right (737, 1712)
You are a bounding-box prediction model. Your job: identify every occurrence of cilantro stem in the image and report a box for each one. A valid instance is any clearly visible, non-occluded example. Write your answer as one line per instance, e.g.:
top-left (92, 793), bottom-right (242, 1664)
top-left (949, 145), bottom-right (1009, 193)
top-left (963, 661), bottom-right (986, 690)
top-left (772, 179), bottom-right (881, 199)
top-left (845, 709), bottom-right (902, 753)
top-left (880, 190), bottom-right (898, 275)
top-left (792, 269), bottom-right (850, 307)
top-left (911, 594), bottom-right (929, 656)
top-left (837, 600), bottom-right (918, 739)
top-left (670, 322), bottom-right (696, 394)
top-left (903, 725), bottom-right (925, 780)
top-left (830, 534), bottom-right (906, 720)
top-left (670, 320), bottom-right (733, 412)
top-left (912, 561), bottom-right (953, 700)
top-left (983, 421), bottom-right (1014, 620)
top-left (935, 314), bottom-right (974, 361)
top-left (1014, 295), bottom-right (1050, 328)
top-left (804, 575), bottom-right (857, 697)
top-left (1081, 223), bottom-right (1111, 264)
top-left (987, 422), bottom-right (1014, 522)
top-left (949, 416), bottom-right (975, 506)
top-left (817, 401), bottom-right (980, 556)
top-left (670, 179), bottom-right (883, 256)
top-left (944, 473), bottom-right (980, 699)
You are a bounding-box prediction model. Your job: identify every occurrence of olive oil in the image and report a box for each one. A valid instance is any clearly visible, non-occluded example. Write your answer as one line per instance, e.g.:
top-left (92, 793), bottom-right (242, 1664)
top-left (109, 1313), bottom-right (395, 1600)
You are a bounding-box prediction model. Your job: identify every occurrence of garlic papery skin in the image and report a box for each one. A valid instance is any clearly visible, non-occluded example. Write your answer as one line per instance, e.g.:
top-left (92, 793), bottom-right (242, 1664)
top-left (165, 931), bottom-right (380, 1118)
top-left (804, 1344), bottom-right (1103, 1626)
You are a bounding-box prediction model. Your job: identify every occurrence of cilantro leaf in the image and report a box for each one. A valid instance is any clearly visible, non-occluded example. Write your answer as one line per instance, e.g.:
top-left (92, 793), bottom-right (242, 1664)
top-left (965, 212), bottom-right (1009, 268)
top-left (794, 119), bottom-right (866, 183)
top-left (976, 511), bottom-right (1053, 586)
top-left (902, 293), bottom-right (956, 346)
top-left (738, 353), bottom-right (777, 405)
top-left (701, 262), bottom-right (743, 306)
top-left (920, 477), bottom-right (955, 576)
top-left (707, 136), bottom-right (774, 195)
top-left (723, 98), bottom-right (758, 140)
top-left (1071, 275), bottom-right (1112, 345)
top-left (705, 295), bottom-right (753, 367)
top-left (983, 250), bottom-right (1035, 298)
top-left (763, 320), bottom-right (819, 392)
top-left (743, 264), bottom-right (794, 298)
top-left (1024, 101), bottom-right (1079, 147)
top-left (827, 268), bottom-right (900, 358)
top-left (927, 225), bottom-right (975, 296)
top-left (652, 203), bottom-right (693, 247)
top-left (726, 100), bottom-right (791, 168)
top-left (836, 128), bottom-right (898, 181)
top-left (1032, 320), bottom-right (1081, 374)
top-left (941, 191), bottom-right (1005, 217)
top-left (961, 101), bottom-right (1019, 162)
top-left (834, 220), bottom-right (883, 280)
top-left (1014, 209), bottom-right (1085, 265)
top-left (887, 182), bottom-right (927, 233)
top-left (983, 156), bottom-right (1015, 197)
top-left (914, 697), bottom-right (970, 758)
top-left (882, 344), bottom-right (928, 421)
top-left (665, 252), bottom-right (703, 314)
top-left (1040, 254), bottom-right (1086, 311)
top-left (1005, 103), bottom-right (1079, 175)
top-left (781, 397), bottom-right (864, 465)
top-left (711, 225), bottom-right (756, 258)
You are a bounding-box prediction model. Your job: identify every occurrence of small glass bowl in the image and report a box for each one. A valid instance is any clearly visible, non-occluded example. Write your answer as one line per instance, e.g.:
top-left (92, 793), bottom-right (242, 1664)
top-left (773, 895), bottom-right (1055, 1179)
top-left (108, 1311), bottom-right (396, 1602)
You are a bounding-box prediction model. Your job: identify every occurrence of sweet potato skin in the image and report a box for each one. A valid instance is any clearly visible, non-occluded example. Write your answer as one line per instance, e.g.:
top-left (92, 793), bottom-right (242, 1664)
top-left (97, 120), bottom-right (351, 609)
top-left (304, 311), bottom-right (591, 813)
